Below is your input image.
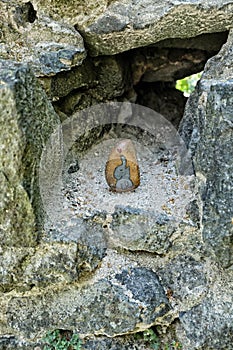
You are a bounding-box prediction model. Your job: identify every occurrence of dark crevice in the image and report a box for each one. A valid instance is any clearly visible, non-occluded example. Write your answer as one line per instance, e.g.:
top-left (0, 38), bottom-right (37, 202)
top-left (129, 31), bottom-right (229, 128)
top-left (14, 2), bottom-right (37, 26)
top-left (135, 81), bottom-right (187, 128)
top-left (51, 31), bottom-right (229, 130)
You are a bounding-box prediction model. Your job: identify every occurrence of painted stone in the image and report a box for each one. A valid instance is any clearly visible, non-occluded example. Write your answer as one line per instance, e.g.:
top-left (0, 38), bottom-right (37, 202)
top-left (105, 139), bottom-right (140, 192)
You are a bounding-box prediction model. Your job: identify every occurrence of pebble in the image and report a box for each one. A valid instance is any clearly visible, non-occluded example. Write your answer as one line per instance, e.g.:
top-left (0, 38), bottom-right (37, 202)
top-left (105, 139), bottom-right (140, 192)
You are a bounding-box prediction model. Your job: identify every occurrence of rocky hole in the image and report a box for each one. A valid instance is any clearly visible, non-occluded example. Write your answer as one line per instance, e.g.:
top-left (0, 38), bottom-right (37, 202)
top-left (44, 31), bottom-right (229, 231)
top-left (14, 1), bottom-right (37, 26)
top-left (53, 31), bottom-right (228, 130)
top-left (131, 31), bottom-right (229, 128)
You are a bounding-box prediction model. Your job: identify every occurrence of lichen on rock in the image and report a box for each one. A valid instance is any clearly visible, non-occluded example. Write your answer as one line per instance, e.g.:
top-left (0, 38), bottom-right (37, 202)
top-left (0, 0), bottom-right (233, 349)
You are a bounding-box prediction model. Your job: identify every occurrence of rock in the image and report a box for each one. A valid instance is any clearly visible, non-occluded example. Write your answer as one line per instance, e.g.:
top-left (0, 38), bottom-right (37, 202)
top-left (49, 55), bottom-right (129, 116)
top-left (20, 214), bottom-right (107, 288)
top-left (158, 255), bottom-right (208, 309)
top-left (177, 275), bottom-right (233, 349)
top-left (105, 139), bottom-right (140, 192)
top-left (82, 336), bottom-right (142, 350)
top-left (6, 266), bottom-right (170, 338)
top-left (0, 247), bottom-right (34, 292)
top-left (110, 206), bottom-right (176, 254)
top-left (49, 59), bottom-right (96, 99)
top-left (74, 0), bottom-right (233, 56)
top-left (10, 1), bottom-right (231, 58)
top-left (0, 1), bottom-right (233, 349)
top-left (0, 59), bottom-right (59, 246)
top-left (0, 336), bottom-right (37, 350)
top-left (179, 29), bottom-right (233, 268)
top-left (0, 0), bottom-right (86, 76)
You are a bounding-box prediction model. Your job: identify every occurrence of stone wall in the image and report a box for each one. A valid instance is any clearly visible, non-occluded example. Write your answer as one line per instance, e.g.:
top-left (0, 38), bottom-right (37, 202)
top-left (0, 1), bottom-right (232, 349)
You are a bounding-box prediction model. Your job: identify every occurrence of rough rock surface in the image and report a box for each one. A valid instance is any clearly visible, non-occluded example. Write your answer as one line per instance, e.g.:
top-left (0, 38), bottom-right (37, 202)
top-left (179, 29), bottom-right (233, 268)
top-left (0, 1), bottom-right (86, 76)
top-left (0, 0), bottom-right (233, 349)
top-left (1, 1), bottom-right (229, 121)
top-left (48, 33), bottom-right (227, 125)
top-left (78, 0), bottom-right (233, 56)
top-left (7, 267), bottom-right (170, 338)
top-left (25, 0), bottom-right (233, 56)
top-left (178, 277), bottom-right (233, 350)
top-left (0, 60), bottom-right (59, 249)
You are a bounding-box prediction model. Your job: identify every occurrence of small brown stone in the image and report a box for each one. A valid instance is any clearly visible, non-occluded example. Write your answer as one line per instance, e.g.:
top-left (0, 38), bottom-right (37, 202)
top-left (105, 139), bottom-right (140, 192)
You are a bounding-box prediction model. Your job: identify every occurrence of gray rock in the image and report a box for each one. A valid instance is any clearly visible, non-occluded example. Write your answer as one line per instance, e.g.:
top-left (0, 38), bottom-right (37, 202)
top-left (15, 214), bottom-right (107, 288)
top-left (155, 31), bottom-right (229, 51)
top-left (115, 267), bottom-right (170, 319)
top-left (75, 0), bottom-right (233, 55)
top-left (0, 1), bottom-right (232, 349)
top-left (81, 334), bottom-right (152, 349)
top-left (0, 59), bottom-right (59, 247)
top-left (111, 206), bottom-right (176, 254)
top-left (82, 338), bottom-right (133, 350)
top-left (0, 333), bottom-right (154, 350)
top-left (12, 1), bottom-right (232, 57)
top-left (1, 336), bottom-right (57, 350)
top-left (179, 30), bottom-right (233, 268)
top-left (6, 267), bottom-right (170, 338)
top-left (49, 55), bottom-right (127, 104)
top-left (0, 247), bottom-right (34, 292)
top-left (0, 336), bottom-right (38, 350)
top-left (22, 242), bottom-right (78, 287)
top-left (158, 255), bottom-right (207, 308)
top-left (177, 280), bottom-right (233, 349)
top-left (50, 59), bottom-right (96, 99)
top-left (0, 1), bottom-right (86, 76)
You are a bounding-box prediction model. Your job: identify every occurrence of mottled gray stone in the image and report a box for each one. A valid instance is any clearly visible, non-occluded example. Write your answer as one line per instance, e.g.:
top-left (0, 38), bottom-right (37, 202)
top-left (0, 1), bottom-right (232, 349)
top-left (81, 335), bottom-right (149, 350)
top-left (158, 255), bottom-right (207, 308)
top-left (177, 281), bottom-right (233, 349)
top-left (22, 242), bottom-right (78, 287)
top-left (0, 0), bottom-right (86, 76)
top-left (75, 0), bottom-right (233, 55)
top-left (0, 333), bottom-right (158, 350)
top-left (11, 1), bottom-right (232, 57)
top-left (0, 336), bottom-right (42, 350)
top-left (115, 267), bottom-right (170, 319)
top-left (155, 31), bottom-right (229, 51)
top-left (50, 59), bottom-right (96, 99)
top-left (6, 267), bottom-right (170, 338)
top-left (48, 54), bottom-right (128, 114)
top-left (46, 217), bottom-right (107, 276)
top-left (0, 336), bottom-right (33, 350)
top-left (0, 59), bottom-right (59, 247)
top-left (0, 248), bottom-right (34, 292)
top-left (179, 30), bottom-right (233, 268)
top-left (111, 206), bottom-right (176, 254)
top-left (15, 215), bottom-right (107, 288)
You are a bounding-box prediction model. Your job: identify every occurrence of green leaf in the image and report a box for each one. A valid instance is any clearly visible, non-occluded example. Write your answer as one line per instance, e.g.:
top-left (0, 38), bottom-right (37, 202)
top-left (176, 72), bottom-right (203, 95)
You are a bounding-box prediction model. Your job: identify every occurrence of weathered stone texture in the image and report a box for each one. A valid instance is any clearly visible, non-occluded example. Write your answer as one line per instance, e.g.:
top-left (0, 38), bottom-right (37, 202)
top-left (179, 30), bottom-right (233, 268)
top-left (0, 60), bottom-right (59, 248)
top-left (0, 1), bottom-right (86, 76)
top-left (111, 206), bottom-right (176, 253)
top-left (75, 0), bottom-right (233, 56)
top-left (24, 1), bottom-right (233, 56)
top-left (0, 0), bottom-right (233, 349)
top-left (177, 272), bottom-right (233, 350)
top-left (6, 267), bottom-right (170, 338)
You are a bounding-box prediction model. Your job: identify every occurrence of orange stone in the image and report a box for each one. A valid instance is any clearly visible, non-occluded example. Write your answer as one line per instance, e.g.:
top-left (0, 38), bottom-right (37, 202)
top-left (105, 139), bottom-right (140, 192)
